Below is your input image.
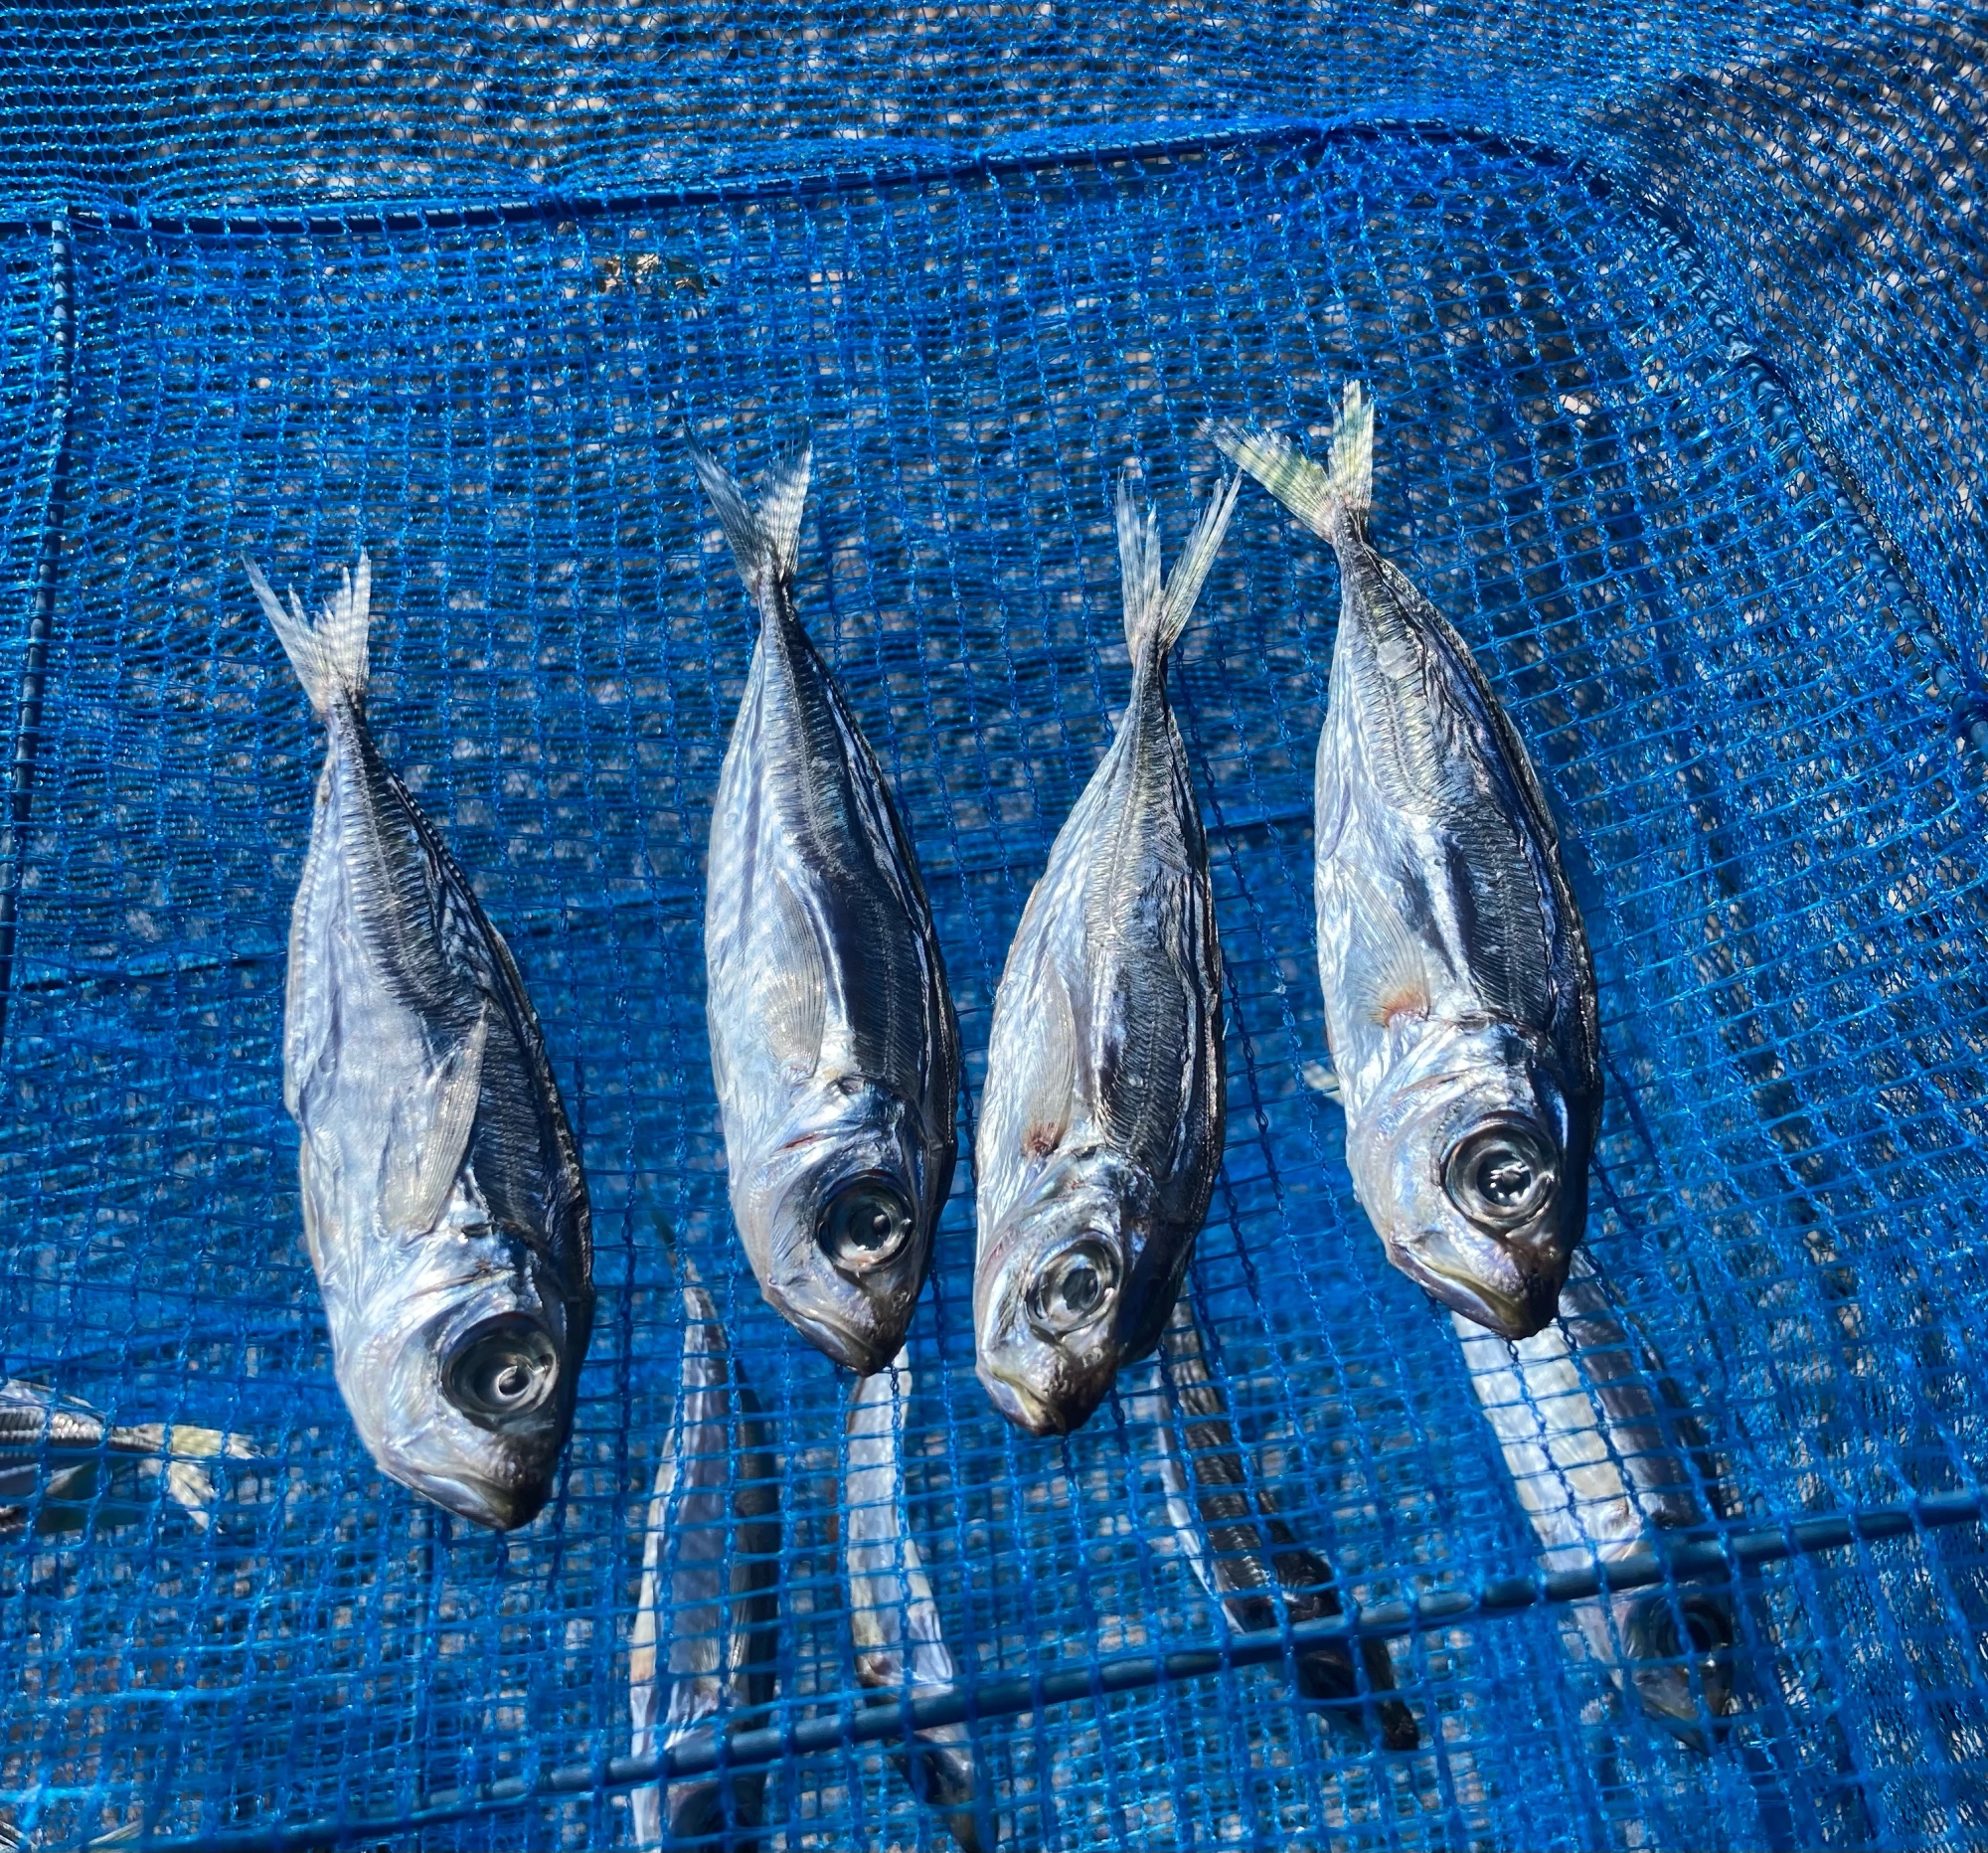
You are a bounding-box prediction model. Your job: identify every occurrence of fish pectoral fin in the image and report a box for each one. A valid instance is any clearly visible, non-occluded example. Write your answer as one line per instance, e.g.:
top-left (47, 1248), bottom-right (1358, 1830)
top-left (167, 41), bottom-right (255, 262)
top-left (1339, 864), bottom-right (1434, 1029)
top-left (383, 1013), bottom-right (489, 1233)
top-left (1012, 955), bottom-right (1077, 1160)
top-left (1300, 1060), bottom-right (1344, 1102)
top-left (759, 873), bottom-right (828, 1077)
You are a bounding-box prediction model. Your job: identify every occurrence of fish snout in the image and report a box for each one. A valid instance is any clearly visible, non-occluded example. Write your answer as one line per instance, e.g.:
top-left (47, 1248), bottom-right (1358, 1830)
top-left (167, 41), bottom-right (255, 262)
top-left (1622, 1588), bottom-right (1737, 1753)
top-left (400, 1462), bottom-right (551, 1532)
top-left (1485, 1238), bottom-right (1569, 1338)
top-left (1626, 1663), bottom-right (1722, 1755)
top-left (760, 1270), bottom-right (910, 1375)
top-left (1401, 1218), bottom-right (1571, 1339)
top-left (976, 1364), bottom-right (1071, 1436)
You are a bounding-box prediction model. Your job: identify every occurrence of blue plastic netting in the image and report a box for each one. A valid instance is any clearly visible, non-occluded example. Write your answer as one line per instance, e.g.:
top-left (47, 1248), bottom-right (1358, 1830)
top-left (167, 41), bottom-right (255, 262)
top-left (0, 5), bottom-right (1984, 1848)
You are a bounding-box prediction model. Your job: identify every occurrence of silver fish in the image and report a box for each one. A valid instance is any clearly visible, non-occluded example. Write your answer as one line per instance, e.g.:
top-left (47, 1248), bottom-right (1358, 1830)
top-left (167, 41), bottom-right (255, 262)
top-left (0, 1380), bottom-right (252, 1537)
top-left (1128, 1297), bottom-right (1418, 1751)
top-left (1453, 1249), bottom-right (1737, 1751)
top-left (975, 472), bottom-right (1241, 1436)
top-left (1211, 386), bottom-right (1601, 1339)
top-left (249, 553), bottom-right (593, 1531)
top-left (696, 442), bottom-right (960, 1375)
top-left (629, 1256), bottom-right (781, 1850)
top-left (844, 1351), bottom-right (992, 1852)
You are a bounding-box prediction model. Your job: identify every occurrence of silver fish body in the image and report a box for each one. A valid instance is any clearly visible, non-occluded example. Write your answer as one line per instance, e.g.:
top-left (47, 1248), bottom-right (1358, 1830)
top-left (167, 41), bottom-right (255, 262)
top-left (630, 1263), bottom-right (781, 1850)
top-left (250, 554), bottom-right (593, 1532)
top-left (1211, 388), bottom-right (1601, 1339)
top-left (845, 1353), bottom-right (992, 1851)
top-left (1453, 1250), bottom-right (1737, 1751)
top-left (975, 473), bottom-right (1241, 1436)
top-left (697, 443), bottom-right (960, 1375)
top-left (1129, 1298), bottom-right (1417, 1751)
top-left (0, 1380), bottom-right (251, 1537)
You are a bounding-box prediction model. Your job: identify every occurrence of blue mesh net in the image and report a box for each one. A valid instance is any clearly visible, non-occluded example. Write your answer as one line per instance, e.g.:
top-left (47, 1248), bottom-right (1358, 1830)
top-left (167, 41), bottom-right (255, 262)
top-left (0, 6), bottom-right (1983, 1848)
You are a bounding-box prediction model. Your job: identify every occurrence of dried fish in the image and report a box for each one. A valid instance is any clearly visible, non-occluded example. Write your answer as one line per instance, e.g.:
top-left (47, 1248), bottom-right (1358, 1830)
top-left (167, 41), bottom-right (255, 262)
top-left (1454, 1250), bottom-right (1738, 1751)
top-left (0, 1380), bottom-right (250, 1537)
top-left (696, 441), bottom-right (960, 1374)
top-left (630, 1256), bottom-right (781, 1849)
top-left (844, 1352), bottom-right (992, 1850)
top-left (1128, 1297), bottom-right (1417, 1751)
top-left (1211, 387), bottom-right (1601, 1339)
top-left (249, 551), bottom-right (592, 1531)
top-left (975, 471), bottom-right (1240, 1434)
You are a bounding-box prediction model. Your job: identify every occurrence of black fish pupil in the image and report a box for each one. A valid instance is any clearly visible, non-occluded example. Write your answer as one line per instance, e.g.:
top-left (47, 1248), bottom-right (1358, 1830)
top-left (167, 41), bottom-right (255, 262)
top-left (1061, 1263), bottom-right (1100, 1314)
top-left (822, 1182), bottom-right (911, 1266)
top-left (1479, 1151), bottom-right (1532, 1204)
top-left (492, 1360), bottom-right (531, 1401)
top-left (853, 1202), bottom-right (892, 1249)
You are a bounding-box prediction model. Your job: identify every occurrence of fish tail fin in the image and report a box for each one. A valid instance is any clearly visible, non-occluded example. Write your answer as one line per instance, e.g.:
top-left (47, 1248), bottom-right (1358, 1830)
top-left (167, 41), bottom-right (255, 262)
top-left (246, 550), bottom-right (373, 716)
top-left (649, 1212), bottom-right (722, 1327)
top-left (1115, 466), bottom-right (1241, 663)
top-left (688, 436), bottom-right (812, 602)
top-left (647, 1210), bottom-right (707, 1296)
top-left (106, 1422), bottom-right (251, 1529)
top-left (646, 1208), bottom-right (679, 1274)
top-left (1203, 380), bottom-right (1373, 541)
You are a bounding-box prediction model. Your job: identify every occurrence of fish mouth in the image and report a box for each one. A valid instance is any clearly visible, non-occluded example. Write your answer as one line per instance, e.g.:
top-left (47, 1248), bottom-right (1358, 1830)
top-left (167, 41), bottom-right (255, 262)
top-left (765, 1290), bottom-right (896, 1375)
top-left (1628, 1671), bottom-right (1724, 1755)
top-left (406, 1467), bottom-right (549, 1533)
top-left (1411, 1251), bottom-right (1563, 1339)
top-left (977, 1369), bottom-right (1072, 1437)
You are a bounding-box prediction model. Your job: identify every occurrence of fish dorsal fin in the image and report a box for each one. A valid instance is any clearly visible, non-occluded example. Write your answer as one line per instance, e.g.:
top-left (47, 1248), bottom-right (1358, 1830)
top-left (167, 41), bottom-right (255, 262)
top-left (1335, 864), bottom-right (1434, 1032)
top-left (383, 1012), bottom-right (488, 1233)
top-left (1012, 952), bottom-right (1077, 1161)
top-left (758, 870), bottom-right (827, 1077)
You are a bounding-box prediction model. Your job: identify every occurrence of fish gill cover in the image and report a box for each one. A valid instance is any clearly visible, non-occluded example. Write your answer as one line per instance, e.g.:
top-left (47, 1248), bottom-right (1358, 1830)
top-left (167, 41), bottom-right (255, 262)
top-left (0, 3), bottom-right (1982, 1849)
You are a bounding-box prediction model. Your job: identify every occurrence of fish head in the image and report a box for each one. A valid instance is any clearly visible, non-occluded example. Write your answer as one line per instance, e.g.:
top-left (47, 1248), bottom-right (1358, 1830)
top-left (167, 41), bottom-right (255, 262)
top-left (974, 1148), bottom-right (1160, 1436)
top-left (334, 1225), bottom-right (584, 1531)
top-left (1618, 1586), bottom-right (1738, 1753)
top-left (735, 1081), bottom-right (933, 1374)
top-left (1348, 1026), bottom-right (1587, 1338)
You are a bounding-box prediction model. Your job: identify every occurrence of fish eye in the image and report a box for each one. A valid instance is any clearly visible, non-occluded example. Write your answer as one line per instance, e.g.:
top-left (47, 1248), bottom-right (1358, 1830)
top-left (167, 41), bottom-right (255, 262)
top-left (1627, 1591), bottom-right (1732, 1665)
top-left (1442, 1119), bottom-right (1559, 1228)
top-left (444, 1321), bottom-right (559, 1425)
top-left (817, 1175), bottom-right (914, 1273)
top-left (1026, 1238), bottom-right (1119, 1339)
top-left (1679, 1594), bottom-right (1734, 1660)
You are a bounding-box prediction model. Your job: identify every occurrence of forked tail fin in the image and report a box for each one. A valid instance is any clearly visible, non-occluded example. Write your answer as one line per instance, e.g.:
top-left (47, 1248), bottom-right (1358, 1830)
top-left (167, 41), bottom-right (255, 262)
top-left (1115, 467), bottom-right (1242, 665)
top-left (108, 1421), bottom-right (256, 1531)
top-left (688, 436), bottom-right (812, 607)
top-left (1203, 379), bottom-right (1374, 543)
top-left (246, 551), bottom-right (373, 716)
